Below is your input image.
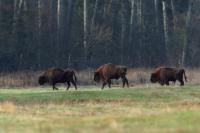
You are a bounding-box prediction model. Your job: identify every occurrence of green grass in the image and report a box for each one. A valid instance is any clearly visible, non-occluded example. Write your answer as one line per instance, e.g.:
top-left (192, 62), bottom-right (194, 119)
top-left (0, 85), bottom-right (200, 133)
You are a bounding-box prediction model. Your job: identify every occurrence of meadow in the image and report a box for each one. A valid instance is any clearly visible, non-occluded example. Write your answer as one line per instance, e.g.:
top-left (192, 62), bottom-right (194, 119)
top-left (0, 86), bottom-right (200, 133)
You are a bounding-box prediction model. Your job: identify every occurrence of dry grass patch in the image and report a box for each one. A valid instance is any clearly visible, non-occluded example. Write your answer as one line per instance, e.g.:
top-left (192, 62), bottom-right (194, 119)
top-left (0, 102), bottom-right (15, 113)
top-left (0, 68), bottom-right (198, 88)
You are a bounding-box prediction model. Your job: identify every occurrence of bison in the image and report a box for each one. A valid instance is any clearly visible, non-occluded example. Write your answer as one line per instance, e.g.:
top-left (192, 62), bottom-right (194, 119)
top-left (38, 68), bottom-right (77, 90)
top-left (94, 63), bottom-right (129, 89)
top-left (150, 67), bottom-right (187, 86)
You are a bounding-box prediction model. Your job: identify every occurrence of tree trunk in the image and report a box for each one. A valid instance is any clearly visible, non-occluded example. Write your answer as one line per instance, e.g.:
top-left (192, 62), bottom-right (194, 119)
top-left (129, 0), bottom-right (135, 44)
top-left (182, 0), bottom-right (193, 66)
top-left (154, 0), bottom-right (159, 28)
top-left (83, 0), bottom-right (88, 67)
top-left (171, 0), bottom-right (175, 29)
top-left (120, 1), bottom-right (126, 64)
top-left (162, 0), bottom-right (170, 63)
top-left (12, 0), bottom-right (18, 34)
top-left (50, 0), bottom-right (58, 66)
top-left (137, 0), bottom-right (143, 66)
top-left (57, 0), bottom-right (61, 57)
top-left (37, 0), bottom-right (41, 68)
top-left (66, 0), bottom-right (74, 67)
top-left (156, 0), bottom-right (167, 65)
top-left (166, 0), bottom-right (175, 64)
top-left (91, 0), bottom-right (99, 26)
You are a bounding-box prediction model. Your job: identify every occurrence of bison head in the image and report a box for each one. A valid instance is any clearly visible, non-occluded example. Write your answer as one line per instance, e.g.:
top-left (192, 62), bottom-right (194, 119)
top-left (94, 71), bottom-right (100, 82)
top-left (38, 76), bottom-right (47, 85)
top-left (150, 73), bottom-right (158, 83)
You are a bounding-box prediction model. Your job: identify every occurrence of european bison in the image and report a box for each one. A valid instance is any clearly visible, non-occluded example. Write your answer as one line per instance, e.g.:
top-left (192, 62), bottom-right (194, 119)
top-left (94, 63), bottom-right (129, 89)
top-left (150, 67), bottom-right (187, 86)
top-left (38, 68), bottom-right (77, 90)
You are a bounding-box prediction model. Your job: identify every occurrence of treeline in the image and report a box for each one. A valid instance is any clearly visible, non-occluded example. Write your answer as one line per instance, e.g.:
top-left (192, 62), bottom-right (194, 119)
top-left (0, 0), bottom-right (199, 71)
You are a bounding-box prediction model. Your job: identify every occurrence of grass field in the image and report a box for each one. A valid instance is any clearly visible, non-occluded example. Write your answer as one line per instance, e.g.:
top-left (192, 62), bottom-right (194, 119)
top-left (0, 85), bottom-right (200, 133)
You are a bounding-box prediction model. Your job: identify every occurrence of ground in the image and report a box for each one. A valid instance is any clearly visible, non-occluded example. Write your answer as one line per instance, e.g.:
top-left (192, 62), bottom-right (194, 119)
top-left (0, 86), bottom-right (200, 133)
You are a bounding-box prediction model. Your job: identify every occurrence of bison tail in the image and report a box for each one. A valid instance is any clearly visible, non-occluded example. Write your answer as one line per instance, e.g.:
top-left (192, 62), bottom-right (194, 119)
top-left (73, 72), bottom-right (77, 83)
top-left (182, 69), bottom-right (187, 82)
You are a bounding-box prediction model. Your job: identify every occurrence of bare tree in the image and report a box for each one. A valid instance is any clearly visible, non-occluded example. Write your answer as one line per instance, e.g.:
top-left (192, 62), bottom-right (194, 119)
top-left (91, 0), bottom-right (99, 26)
top-left (37, 0), bottom-right (42, 68)
top-left (84, 0), bottom-right (88, 66)
top-left (162, 0), bottom-right (169, 62)
top-left (182, 0), bottom-right (193, 66)
top-left (129, 0), bottom-right (135, 45)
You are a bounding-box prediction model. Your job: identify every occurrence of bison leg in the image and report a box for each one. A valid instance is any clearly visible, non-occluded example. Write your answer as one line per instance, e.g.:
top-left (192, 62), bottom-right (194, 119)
top-left (53, 83), bottom-right (58, 90)
top-left (107, 79), bottom-right (111, 88)
top-left (52, 85), bottom-right (55, 90)
top-left (66, 82), bottom-right (71, 90)
top-left (179, 80), bottom-right (184, 86)
top-left (102, 82), bottom-right (107, 90)
top-left (71, 80), bottom-right (77, 90)
top-left (177, 76), bottom-right (184, 86)
top-left (164, 79), bottom-right (169, 86)
top-left (122, 77), bottom-right (129, 88)
top-left (122, 79), bottom-right (125, 88)
top-left (159, 81), bottom-right (164, 86)
top-left (165, 81), bottom-right (169, 86)
top-left (124, 77), bottom-right (129, 87)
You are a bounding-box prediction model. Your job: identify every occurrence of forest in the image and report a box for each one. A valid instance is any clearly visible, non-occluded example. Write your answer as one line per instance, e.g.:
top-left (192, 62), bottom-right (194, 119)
top-left (1, 1), bottom-right (200, 132)
top-left (0, 0), bottom-right (199, 71)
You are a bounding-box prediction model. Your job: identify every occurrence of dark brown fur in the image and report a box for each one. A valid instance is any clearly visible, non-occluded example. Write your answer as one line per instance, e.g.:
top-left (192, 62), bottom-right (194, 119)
top-left (150, 67), bottom-right (187, 86)
top-left (94, 63), bottom-right (129, 89)
top-left (38, 68), bottom-right (77, 90)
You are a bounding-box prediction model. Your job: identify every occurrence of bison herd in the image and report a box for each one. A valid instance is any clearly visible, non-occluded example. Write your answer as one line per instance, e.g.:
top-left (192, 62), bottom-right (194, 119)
top-left (38, 63), bottom-right (187, 90)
